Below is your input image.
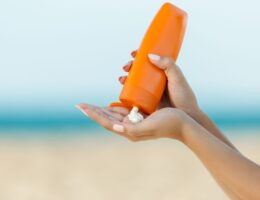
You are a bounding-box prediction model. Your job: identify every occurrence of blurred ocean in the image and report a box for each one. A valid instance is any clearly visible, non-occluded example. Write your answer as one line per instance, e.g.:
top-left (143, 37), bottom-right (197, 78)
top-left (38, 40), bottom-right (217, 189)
top-left (1, 0), bottom-right (260, 137)
top-left (0, 106), bottom-right (259, 137)
top-left (0, 2), bottom-right (260, 200)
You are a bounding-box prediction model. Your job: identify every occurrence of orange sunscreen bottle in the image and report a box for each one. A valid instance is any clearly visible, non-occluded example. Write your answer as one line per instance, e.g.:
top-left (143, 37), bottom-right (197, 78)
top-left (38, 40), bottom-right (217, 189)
top-left (110, 3), bottom-right (187, 114)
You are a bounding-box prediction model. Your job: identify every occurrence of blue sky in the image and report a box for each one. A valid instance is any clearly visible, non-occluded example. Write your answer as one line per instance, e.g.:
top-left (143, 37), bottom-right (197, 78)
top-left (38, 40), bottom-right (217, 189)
top-left (0, 0), bottom-right (260, 118)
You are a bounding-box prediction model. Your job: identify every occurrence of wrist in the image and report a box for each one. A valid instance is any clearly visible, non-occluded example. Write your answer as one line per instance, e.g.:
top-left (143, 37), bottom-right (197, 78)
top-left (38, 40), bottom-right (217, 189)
top-left (179, 116), bottom-right (202, 145)
top-left (188, 107), bottom-right (207, 125)
top-left (167, 109), bottom-right (197, 142)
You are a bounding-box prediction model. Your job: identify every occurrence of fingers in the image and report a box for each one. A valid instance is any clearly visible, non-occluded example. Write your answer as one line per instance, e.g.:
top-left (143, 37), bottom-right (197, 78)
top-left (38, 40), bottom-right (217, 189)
top-left (77, 104), bottom-right (115, 130)
top-left (77, 103), bottom-right (124, 122)
top-left (122, 49), bottom-right (138, 72)
top-left (77, 104), bottom-right (154, 142)
top-left (148, 53), bottom-right (187, 84)
top-left (113, 119), bottom-right (152, 137)
top-left (101, 108), bottom-right (124, 121)
top-left (119, 50), bottom-right (138, 84)
top-left (77, 104), bottom-right (143, 141)
top-left (112, 122), bottom-right (154, 142)
top-left (148, 54), bottom-right (175, 69)
top-left (125, 122), bottom-right (152, 136)
top-left (119, 61), bottom-right (132, 85)
top-left (106, 106), bottom-right (129, 116)
top-left (112, 123), bottom-right (153, 142)
top-left (122, 61), bottom-right (132, 72)
top-left (118, 76), bottom-right (127, 84)
top-left (131, 50), bottom-right (138, 58)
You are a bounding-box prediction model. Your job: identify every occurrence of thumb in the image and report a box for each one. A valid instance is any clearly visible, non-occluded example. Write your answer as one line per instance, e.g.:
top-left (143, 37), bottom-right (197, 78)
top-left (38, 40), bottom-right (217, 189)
top-left (112, 120), bottom-right (152, 137)
top-left (148, 53), bottom-right (186, 84)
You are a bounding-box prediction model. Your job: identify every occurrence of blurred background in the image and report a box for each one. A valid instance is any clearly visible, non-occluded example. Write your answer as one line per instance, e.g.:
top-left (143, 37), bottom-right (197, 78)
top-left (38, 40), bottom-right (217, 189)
top-left (0, 0), bottom-right (259, 199)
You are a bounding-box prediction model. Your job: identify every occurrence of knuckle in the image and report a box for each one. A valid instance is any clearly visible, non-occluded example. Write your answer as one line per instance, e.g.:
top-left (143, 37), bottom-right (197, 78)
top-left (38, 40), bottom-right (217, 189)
top-left (161, 56), bottom-right (174, 67)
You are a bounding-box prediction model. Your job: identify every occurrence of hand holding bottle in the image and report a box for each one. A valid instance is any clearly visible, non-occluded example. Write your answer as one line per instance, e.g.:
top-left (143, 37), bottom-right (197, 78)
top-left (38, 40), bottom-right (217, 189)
top-left (76, 52), bottom-right (199, 142)
top-left (120, 50), bottom-right (200, 121)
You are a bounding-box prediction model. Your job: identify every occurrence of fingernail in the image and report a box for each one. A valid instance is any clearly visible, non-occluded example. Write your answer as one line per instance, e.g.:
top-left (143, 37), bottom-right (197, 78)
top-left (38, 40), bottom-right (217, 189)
top-left (131, 50), bottom-right (137, 57)
top-left (113, 124), bottom-right (125, 133)
top-left (75, 104), bottom-right (82, 109)
top-left (148, 53), bottom-right (160, 61)
top-left (75, 105), bottom-right (89, 117)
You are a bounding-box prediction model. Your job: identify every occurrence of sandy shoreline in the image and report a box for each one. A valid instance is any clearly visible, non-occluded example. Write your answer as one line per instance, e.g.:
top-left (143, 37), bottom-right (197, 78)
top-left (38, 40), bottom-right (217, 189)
top-left (0, 128), bottom-right (259, 200)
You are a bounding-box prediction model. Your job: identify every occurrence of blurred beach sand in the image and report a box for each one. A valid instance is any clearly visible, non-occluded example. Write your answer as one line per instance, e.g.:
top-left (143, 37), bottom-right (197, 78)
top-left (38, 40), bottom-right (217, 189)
top-left (0, 128), bottom-right (259, 200)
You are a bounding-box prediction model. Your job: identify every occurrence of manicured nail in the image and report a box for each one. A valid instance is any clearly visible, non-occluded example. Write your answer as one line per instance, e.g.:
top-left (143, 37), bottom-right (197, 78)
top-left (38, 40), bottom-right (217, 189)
top-left (75, 104), bottom-right (83, 110)
top-left (123, 61), bottom-right (131, 70)
top-left (131, 50), bottom-right (137, 57)
top-left (148, 53), bottom-right (160, 61)
top-left (113, 124), bottom-right (125, 132)
top-left (75, 105), bottom-right (89, 117)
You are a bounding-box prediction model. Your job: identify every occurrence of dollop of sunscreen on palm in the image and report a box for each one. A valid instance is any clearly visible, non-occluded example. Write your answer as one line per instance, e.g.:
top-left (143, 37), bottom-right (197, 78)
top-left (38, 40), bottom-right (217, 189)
top-left (128, 106), bottom-right (144, 123)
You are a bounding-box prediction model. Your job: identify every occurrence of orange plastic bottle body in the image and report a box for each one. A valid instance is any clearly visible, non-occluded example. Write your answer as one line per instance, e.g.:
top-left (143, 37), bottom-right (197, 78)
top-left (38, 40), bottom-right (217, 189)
top-left (111, 3), bottom-right (187, 114)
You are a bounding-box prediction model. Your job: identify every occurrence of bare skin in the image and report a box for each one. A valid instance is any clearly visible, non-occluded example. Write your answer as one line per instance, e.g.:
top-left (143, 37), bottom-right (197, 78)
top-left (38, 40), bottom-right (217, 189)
top-left (76, 51), bottom-right (260, 200)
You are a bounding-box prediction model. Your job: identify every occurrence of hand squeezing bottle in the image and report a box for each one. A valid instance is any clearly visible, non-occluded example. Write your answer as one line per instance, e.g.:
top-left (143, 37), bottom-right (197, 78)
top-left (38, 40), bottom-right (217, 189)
top-left (110, 3), bottom-right (187, 122)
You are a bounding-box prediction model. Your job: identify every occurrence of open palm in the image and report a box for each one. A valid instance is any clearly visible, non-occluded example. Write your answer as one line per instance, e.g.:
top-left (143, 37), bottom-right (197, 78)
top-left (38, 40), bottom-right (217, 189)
top-left (77, 103), bottom-right (187, 141)
top-left (77, 103), bottom-right (145, 141)
top-left (77, 51), bottom-right (198, 141)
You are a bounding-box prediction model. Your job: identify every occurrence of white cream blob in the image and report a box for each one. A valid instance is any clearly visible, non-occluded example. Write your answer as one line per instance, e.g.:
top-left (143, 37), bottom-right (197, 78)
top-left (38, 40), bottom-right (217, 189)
top-left (128, 106), bottom-right (144, 123)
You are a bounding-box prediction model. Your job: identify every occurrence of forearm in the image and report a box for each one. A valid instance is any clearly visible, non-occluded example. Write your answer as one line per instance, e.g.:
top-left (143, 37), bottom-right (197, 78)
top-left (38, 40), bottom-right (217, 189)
top-left (183, 111), bottom-right (241, 199)
top-left (181, 121), bottom-right (260, 200)
top-left (192, 109), bottom-right (237, 151)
